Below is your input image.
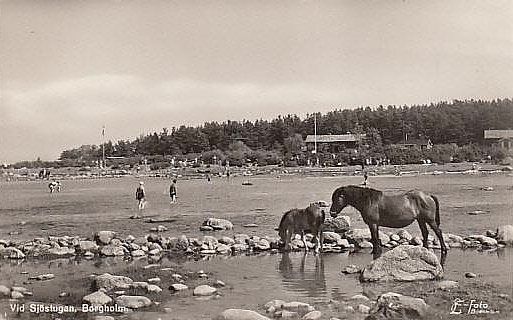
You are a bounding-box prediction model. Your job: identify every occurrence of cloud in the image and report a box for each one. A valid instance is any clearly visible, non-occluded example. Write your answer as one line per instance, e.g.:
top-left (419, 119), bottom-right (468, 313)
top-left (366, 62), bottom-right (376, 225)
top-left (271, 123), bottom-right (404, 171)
top-left (0, 75), bottom-right (350, 162)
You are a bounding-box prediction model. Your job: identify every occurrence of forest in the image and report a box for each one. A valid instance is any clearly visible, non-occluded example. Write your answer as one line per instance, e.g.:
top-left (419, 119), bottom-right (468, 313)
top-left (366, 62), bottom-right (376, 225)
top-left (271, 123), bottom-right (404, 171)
top-left (14, 99), bottom-right (513, 168)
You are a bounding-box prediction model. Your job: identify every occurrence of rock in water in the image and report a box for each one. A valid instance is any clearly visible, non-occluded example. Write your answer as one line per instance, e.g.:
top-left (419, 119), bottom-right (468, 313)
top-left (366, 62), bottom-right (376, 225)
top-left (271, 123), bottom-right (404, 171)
top-left (193, 285), bottom-right (217, 296)
top-left (202, 218), bottom-right (234, 230)
top-left (216, 309), bottom-right (272, 320)
top-left (366, 292), bottom-right (431, 319)
top-left (496, 225), bottom-right (513, 245)
top-left (360, 245), bottom-right (443, 282)
top-left (93, 273), bottom-right (134, 291)
top-left (115, 295), bottom-right (152, 309)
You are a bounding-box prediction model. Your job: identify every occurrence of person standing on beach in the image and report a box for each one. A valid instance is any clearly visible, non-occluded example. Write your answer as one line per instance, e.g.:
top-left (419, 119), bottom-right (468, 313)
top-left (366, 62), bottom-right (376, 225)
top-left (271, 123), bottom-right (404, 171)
top-left (169, 179), bottom-right (177, 204)
top-left (135, 181), bottom-right (146, 217)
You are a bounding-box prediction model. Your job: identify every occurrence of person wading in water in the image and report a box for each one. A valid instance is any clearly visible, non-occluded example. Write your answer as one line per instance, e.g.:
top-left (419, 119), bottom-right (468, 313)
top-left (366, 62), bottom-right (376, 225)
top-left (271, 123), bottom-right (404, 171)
top-left (135, 181), bottom-right (146, 218)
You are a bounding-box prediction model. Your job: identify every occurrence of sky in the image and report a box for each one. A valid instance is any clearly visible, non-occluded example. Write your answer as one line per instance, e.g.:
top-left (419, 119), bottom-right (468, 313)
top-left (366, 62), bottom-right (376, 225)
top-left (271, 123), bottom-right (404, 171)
top-left (1, 0), bottom-right (512, 163)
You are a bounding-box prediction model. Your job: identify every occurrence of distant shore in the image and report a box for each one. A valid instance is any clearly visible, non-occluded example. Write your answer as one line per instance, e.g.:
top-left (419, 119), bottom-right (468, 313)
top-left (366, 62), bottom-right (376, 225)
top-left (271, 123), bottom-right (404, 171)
top-left (1, 162), bottom-right (511, 182)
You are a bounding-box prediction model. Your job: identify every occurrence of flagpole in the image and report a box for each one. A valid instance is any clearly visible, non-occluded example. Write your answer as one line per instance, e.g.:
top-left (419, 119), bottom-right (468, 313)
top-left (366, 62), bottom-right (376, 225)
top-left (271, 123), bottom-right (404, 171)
top-left (102, 125), bottom-right (105, 169)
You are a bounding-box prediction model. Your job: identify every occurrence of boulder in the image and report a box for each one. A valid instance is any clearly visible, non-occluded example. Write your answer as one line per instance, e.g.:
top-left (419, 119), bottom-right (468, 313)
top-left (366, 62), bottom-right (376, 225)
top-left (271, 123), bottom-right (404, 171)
top-left (93, 273), bottom-right (134, 291)
top-left (83, 290), bottom-right (112, 306)
top-left (131, 250), bottom-right (145, 257)
top-left (115, 295), bottom-right (152, 309)
top-left (322, 232), bottom-right (342, 244)
top-left (48, 247), bottom-right (75, 256)
top-left (193, 285), bottom-right (217, 296)
top-left (94, 316), bottom-right (115, 320)
top-left (95, 231), bottom-right (117, 245)
top-left (342, 264), bottom-right (361, 274)
top-left (216, 243), bottom-right (232, 254)
top-left (79, 241), bottom-right (99, 252)
top-left (322, 216), bottom-right (351, 233)
top-left (466, 235), bottom-right (497, 246)
top-left (217, 309), bottom-right (271, 320)
top-left (28, 273), bottom-right (55, 281)
top-left (100, 245), bottom-right (125, 256)
top-left (169, 284), bottom-right (188, 292)
top-left (436, 280), bottom-right (458, 290)
top-left (361, 245), bottom-right (443, 282)
top-left (397, 230), bottom-right (413, 242)
top-left (496, 225), bottom-right (513, 245)
top-left (366, 292), bottom-right (432, 319)
top-left (147, 284), bottom-right (162, 293)
top-left (282, 301), bottom-right (314, 314)
top-left (219, 236), bottom-right (236, 245)
top-left (302, 310), bottom-right (322, 320)
top-left (203, 218), bottom-right (234, 231)
top-left (346, 228), bottom-right (390, 245)
top-left (254, 239), bottom-right (270, 251)
top-left (0, 285), bottom-right (10, 296)
top-left (200, 226), bottom-right (214, 232)
top-left (0, 247), bottom-right (25, 259)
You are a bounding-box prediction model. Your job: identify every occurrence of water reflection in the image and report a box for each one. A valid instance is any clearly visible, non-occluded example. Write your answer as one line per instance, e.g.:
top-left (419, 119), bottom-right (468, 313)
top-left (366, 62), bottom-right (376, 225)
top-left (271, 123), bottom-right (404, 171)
top-left (278, 252), bottom-right (327, 298)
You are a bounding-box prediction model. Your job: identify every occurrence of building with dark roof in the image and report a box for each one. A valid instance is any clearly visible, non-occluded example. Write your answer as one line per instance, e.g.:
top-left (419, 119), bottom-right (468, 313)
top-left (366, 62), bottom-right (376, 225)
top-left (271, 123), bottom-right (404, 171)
top-left (484, 130), bottom-right (513, 149)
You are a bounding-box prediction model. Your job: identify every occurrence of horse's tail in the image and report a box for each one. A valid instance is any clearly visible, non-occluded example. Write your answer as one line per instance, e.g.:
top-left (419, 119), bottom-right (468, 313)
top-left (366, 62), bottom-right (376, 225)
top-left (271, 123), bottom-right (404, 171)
top-left (431, 195), bottom-right (440, 227)
top-left (278, 211), bottom-right (289, 240)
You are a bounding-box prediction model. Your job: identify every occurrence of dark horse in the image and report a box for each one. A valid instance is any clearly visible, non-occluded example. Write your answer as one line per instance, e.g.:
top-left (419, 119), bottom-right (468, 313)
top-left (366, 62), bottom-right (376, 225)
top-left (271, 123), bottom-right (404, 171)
top-left (329, 185), bottom-right (447, 260)
top-left (279, 202), bottom-right (326, 253)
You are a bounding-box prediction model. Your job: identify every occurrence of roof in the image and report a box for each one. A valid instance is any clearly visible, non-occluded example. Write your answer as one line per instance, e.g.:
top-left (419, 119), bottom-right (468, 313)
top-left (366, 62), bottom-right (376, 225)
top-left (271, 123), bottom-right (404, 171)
top-left (305, 134), bottom-right (365, 143)
top-left (484, 130), bottom-right (513, 139)
top-left (397, 138), bottom-right (432, 145)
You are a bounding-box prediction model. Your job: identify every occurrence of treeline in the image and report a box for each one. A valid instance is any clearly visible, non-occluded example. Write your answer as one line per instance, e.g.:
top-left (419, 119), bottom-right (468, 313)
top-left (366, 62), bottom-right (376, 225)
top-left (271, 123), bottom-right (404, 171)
top-left (48, 98), bottom-right (513, 167)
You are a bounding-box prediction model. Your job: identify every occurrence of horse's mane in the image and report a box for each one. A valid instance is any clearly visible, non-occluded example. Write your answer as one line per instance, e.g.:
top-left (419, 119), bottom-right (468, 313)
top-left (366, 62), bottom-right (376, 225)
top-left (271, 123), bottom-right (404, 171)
top-left (340, 185), bottom-right (383, 203)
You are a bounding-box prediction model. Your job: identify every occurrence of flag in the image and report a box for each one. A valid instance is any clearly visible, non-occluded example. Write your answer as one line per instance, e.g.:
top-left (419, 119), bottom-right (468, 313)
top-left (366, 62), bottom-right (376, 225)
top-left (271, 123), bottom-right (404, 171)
top-left (102, 126), bottom-right (105, 137)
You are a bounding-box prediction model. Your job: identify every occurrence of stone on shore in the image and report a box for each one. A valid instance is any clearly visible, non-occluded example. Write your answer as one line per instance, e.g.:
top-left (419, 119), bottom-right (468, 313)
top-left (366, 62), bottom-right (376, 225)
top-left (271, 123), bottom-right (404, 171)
top-left (216, 309), bottom-right (271, 320)
top-left (366, 292), bottom-right (431, 319)
top-left (83, 290), bottom-right (113, 306)
top-left (115, 295), bottom-right (152, 309)
top-left (0, 285), bottom-right (10, 296)
top-left (302, 310), bottom-right (322, 319)
top-left (48, 247), bottom-right (76, 256)
top-left (346, 228), bottom-right (390, 245)
top-left (93, 273), bottom-right (134, 291)
top-left (95, 231), bottom-right (117, 245)
top-left (0, 247), bottom-right (25, 259)
top-left (322, 216), bottom-right (351, 233)
top-left (100, 245), bottom-right (125, 256)
top-left (169, 284), bottom-right (188, 292)
top-left (193, 285), bottom-right (217, 296)
top-left (79, 240), bottom-right (99, 252)
top-left (361, 245), bottom-right (443, 282)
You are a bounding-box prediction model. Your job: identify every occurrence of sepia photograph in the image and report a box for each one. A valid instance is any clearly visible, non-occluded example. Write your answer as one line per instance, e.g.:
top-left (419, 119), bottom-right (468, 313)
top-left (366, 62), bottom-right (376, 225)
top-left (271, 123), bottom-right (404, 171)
top-left (0, 1), bottom-right (512, 319)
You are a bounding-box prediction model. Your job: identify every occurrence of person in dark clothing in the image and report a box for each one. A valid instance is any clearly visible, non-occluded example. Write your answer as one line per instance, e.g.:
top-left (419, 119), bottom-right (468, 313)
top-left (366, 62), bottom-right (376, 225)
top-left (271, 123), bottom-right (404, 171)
top-left (135, 181), bottom-right (145, 217)
top-left (169, 179), bottom-right (177, 204)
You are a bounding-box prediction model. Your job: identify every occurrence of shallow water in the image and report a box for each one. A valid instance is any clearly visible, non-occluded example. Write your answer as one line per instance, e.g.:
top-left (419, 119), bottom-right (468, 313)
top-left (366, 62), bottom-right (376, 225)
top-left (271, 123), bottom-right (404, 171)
top-left (0, 174), bottom-right (511, 240)
top-left (0, 173), bottom-right (511, 319)
top-left (1, 247), bottom-right (510, 320)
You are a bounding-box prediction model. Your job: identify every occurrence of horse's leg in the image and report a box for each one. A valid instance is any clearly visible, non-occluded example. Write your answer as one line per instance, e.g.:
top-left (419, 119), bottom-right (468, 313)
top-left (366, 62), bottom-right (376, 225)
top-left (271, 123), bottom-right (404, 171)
top-left (301, 230), bottom-right (308, 251)
top-left (368, 223), bottom-right (381, 257)
top-left (427, 220), bottom-right (448, 254)
top-left (285, 229), bottom-right (291, 251)
top-left (417, 220), bottom-right (429, 249)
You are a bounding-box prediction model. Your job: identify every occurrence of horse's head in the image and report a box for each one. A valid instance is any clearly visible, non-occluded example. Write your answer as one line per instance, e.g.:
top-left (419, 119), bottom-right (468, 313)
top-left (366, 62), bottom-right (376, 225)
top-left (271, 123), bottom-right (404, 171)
top-left (330, 187), bottom-right (347, 217)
